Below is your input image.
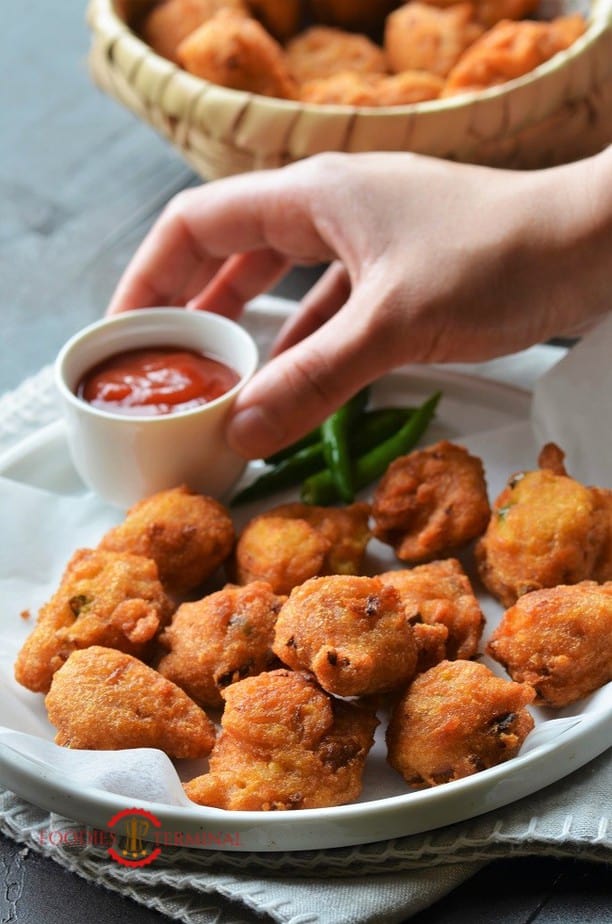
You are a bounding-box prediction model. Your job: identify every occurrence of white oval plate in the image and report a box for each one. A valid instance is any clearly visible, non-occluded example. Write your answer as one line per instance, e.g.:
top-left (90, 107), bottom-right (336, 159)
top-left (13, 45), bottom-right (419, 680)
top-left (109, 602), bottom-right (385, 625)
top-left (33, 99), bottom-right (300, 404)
top-left (0, 296), bottom-right (609, 854)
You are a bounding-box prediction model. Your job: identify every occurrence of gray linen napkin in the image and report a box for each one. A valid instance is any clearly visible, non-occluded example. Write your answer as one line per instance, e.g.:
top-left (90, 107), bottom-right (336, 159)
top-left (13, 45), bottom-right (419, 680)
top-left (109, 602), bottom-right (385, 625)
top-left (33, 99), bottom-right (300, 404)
top-left (0, 363), bottom-right (610, 924)
top-left (0, 749), bottom-right (610, 924)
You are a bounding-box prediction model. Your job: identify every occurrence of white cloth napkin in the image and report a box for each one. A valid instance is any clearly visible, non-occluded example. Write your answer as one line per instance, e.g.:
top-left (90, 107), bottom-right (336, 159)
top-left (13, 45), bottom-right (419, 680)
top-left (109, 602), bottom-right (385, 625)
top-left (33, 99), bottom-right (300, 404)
top-left (0, 321), bottom-right (610, 924)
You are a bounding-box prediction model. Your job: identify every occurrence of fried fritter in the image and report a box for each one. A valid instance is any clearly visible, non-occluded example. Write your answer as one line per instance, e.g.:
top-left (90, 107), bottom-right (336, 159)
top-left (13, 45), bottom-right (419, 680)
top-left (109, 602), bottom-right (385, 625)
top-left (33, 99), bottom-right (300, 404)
top-left (156, 581), bottom-right (284, 707)
top-left (475, 459), bottom-right (607, 607)
top-left (247, 0), bottom-right (302, 39)
top-left (378, 558), bottom-right (485, 671)
top-left (140, 0), bottom-right (248, 63)
top-left (308, 0), bottom-right (398, 34)
top-left (99, 484), bottom-right (235, 597)
top-left (184, 669), bottom-right (378, 809)
top-left (14, 549), bottom-right (173, 694)
top-left (444, 15), bottom-right (587, 95)
top-left (372, 440), bottom-right (490, 563)
top-left (177, 9), bottom-right (298, 98)
top-left (233, 501), bottom-right (370, 594)
top-left (591, 488), bottom-right (612, 583)
top-left (487, 582), bottom-right (612, 707)
top-left (372, 70), bottom-right (444, 104)
top-left (233, 515), bottom-right (329, 593)
top-left (273, 574), bottom-right (417, 696)
top-left (45, 646), bottom-right (215, 757)
top-left (385, 2), bottom-right (484, 79)
top-left (287, 26), bottom-right (387, 83)
top-left (387, 659), bottom-right (535, 787)
top-left (473, 0), bottom-right (546, 28)
top-left (300, 70), bottom-right (444, 104)
top-left (275, 501), bottom-right (371, 573)
top-left (423, 0), bottom-right (539, 29)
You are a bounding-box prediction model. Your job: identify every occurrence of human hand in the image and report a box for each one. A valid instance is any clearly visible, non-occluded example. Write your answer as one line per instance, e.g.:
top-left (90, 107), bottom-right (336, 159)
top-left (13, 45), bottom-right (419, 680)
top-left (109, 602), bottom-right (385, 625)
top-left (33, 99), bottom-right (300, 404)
top-left (107, 149), bottom-right (612, 459)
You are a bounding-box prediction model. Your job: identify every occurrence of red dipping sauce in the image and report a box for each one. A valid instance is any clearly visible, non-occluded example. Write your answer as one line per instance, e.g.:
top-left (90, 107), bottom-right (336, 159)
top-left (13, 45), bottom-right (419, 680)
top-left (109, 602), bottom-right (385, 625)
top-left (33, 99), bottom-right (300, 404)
top-left (77, 346), bottom-right (241, 417)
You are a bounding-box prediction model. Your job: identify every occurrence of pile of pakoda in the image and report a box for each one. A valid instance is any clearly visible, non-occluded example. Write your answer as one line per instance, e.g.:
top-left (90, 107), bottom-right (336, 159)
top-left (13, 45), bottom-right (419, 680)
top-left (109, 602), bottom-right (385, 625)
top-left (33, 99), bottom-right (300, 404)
top-left (13, 434), bottom-right (612, 812)
top-left (135, 0), bottom-right (588, 105)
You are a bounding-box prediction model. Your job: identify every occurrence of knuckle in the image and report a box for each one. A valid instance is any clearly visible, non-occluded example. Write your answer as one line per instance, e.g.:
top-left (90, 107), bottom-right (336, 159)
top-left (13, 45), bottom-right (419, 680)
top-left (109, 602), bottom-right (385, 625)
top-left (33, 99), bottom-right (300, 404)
top-left (286, 348), bottom-right (338, 412)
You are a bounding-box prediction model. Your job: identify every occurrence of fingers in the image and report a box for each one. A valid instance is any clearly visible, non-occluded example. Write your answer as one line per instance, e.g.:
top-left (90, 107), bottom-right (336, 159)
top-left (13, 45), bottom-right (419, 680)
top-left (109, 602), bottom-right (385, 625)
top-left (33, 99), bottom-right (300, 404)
top-left (225, 292), bottom-right (388, 459)
top-left (106, 165), bottom-right (337, 315)
top-left (106, 199), bottom-right (227, 314)
top-left (187, 249), bottom-right (292, 318)
top-left (271, 261), bottom-right (351, 356)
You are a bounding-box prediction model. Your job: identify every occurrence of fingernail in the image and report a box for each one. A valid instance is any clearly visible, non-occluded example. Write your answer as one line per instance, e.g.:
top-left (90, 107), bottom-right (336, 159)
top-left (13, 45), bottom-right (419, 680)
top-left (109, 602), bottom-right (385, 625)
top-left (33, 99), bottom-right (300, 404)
top-left (226, 405), bottom-right (285, 458)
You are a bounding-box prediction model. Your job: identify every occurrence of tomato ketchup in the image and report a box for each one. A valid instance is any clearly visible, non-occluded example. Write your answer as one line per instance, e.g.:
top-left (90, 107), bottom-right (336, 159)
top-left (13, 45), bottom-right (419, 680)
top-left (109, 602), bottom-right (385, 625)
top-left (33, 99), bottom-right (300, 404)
top-left (77, 346), bottom-right (240, 416)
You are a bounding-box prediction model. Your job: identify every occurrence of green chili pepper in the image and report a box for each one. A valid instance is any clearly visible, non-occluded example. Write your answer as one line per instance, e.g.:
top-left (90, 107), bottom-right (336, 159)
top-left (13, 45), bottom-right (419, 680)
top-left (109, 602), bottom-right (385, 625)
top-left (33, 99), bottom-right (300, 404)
top-left (231, 405), bottom-right (414, 507)
top-left (230, 442), bottom-right (325, 506)
top-left (321, 386), bottom-right (370, 503)
top-left (264, 426), bottom-right (323, 466)
top-left (301, 391), bottom-right (441, 505)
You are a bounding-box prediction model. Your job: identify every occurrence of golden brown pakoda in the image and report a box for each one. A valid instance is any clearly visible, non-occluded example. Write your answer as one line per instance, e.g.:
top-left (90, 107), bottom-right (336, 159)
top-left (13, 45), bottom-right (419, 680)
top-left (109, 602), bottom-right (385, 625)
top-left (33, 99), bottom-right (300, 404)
top-left (308, 0), bottom-right (398, 34)
top-left (423, 0), bottom-right (539, 29)
top-left (300, 70), bottom-right (444, 104)
top-left (444, 14), bottom-right (587, 95)
top-left (156, 581), bottom-right (284, 707)
top-left (286, 26), bottom-right (387, 83)
top-left (45, 646), bottom-right (215, 758)
top-left (184, 669), bottom-right (378, 809)
top-left (591, 488), bottom-right (612, 583)
top-left (99, 484), bottom-right (235, 598)
top-left (233, 501), bottom-right (370, 594)
top-left (387, 659), bottom-right (535, 787)
top-left (473, 0), bottom-right (539, 28)
top-left (487, 582), bottom-right (612, 707)
top-left (378, 558), bottom-right (485, 671)
top-left (299, 71), bottom-right (381, 104)
top-left (384, 2), bottom-right (484, 79)
top-left (273, 574), bottom-right (417, 696)
top-left (140, 0), bottom-right (248, 63)
top-left (177, 9), bottom-right (298, 98)
top-left (247, 0), bottom-right (302, 39)
top-left (372, 440), bottom-right (490, 563)
top-left (372, 71), bottom-right (444, 104)
top-left (14, 549), bottom-right (173, 694)
top-left (475, 449), bottom-right (608, 607)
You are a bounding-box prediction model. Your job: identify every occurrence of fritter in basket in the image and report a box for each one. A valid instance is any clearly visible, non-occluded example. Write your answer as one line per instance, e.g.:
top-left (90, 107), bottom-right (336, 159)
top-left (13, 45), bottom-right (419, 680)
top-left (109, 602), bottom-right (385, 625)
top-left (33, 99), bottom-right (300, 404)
top-left (384, 3), bottom-right (484, 79)
top-left (14, 549), bottom-right (173, 694)
top-left (372, 440), bottom-right (490, 563)
top-left (233, 501), bottom-right (370, 594)
top-left (387, 659), bottom-right (535, 787)
top-left (184, 669), bottom-right (378, 810)
top-left (140, 0), bottom-right (248, 63)
top-left (177, 9), bottom-right (298, 98)
top-left (487, 581), bottom-right (612, 707)
top-left (424, 0), bottom-right (539, 29)
top-left (475, 444), bottom-right (609, 607)
top-left (99, 484), bottom-right (235, 598)
top-left (45, 646), bottom-right (215, 758)
top-left (308, 0), bottom-right (399, 34)
top-left (248, 0), bottom-right (304, 39)
top-left (444, 14), bottom-right (587, 95)
top-left (273, 574), bottom-right (417, 696)
top-left (378, 558), bottom-right (485, 671)
top-left (286, 25), bottom-right (387, 83)
top-left (300, 70), bottom-right (444, 104)
top-left (156, 580), bottom-right (285, 708)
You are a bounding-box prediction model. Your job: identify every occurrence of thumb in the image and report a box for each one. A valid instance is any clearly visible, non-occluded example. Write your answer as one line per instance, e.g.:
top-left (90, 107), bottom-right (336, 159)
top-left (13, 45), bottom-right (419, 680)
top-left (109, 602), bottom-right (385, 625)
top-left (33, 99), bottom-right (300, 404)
top-left (225, 306), bottom-right (381, 459)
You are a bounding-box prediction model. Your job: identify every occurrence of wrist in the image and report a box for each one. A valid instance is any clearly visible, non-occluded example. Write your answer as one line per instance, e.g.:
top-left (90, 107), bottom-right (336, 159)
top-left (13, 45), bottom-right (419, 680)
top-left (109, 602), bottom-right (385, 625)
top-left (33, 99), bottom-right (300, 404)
top-left (535, 147), bottom-right (612, 337)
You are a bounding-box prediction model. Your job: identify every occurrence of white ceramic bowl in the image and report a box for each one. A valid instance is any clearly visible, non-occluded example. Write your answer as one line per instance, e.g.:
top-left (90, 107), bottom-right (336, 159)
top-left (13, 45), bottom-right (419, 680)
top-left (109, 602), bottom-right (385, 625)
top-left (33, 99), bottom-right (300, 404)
top-left (55, 309), bottom-right (258, 509)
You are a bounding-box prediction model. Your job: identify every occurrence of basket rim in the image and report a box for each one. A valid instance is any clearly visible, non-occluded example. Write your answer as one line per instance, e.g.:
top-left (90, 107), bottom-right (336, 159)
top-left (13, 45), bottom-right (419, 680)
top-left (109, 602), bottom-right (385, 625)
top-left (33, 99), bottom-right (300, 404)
top-left (87, 0), bottom-right (612, 117)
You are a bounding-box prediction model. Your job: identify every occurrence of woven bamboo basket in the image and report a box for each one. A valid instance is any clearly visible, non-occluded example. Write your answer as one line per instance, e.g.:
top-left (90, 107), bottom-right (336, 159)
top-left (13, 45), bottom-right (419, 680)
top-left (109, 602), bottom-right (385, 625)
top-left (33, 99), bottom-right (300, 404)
top-left (87, 0), bottom-right (612, 179)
